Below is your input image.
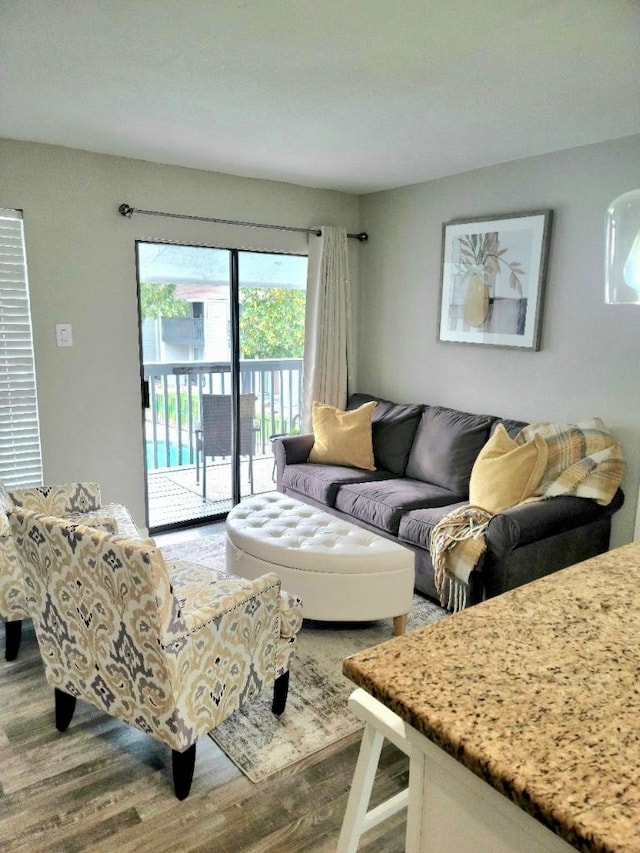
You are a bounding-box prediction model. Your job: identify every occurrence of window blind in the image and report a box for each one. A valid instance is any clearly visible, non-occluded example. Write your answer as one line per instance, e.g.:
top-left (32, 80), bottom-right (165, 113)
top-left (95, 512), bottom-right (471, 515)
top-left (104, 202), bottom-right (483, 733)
top-left (0, 209), bottom-right (43, 488)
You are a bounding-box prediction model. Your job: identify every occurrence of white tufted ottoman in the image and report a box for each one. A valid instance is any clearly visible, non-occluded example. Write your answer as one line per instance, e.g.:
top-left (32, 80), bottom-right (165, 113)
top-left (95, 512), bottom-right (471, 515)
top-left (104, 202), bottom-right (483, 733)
top-left (225, 493), bottom-right (415, 635)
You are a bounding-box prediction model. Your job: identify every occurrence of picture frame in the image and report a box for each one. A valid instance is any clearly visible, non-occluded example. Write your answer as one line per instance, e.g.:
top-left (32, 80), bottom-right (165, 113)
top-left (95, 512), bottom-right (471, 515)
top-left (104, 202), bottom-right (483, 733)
top-left (438, 209), bottom-right (553, 350)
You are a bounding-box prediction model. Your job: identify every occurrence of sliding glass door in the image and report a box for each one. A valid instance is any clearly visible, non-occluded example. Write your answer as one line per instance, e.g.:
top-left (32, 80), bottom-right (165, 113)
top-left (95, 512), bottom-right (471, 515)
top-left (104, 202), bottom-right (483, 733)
top-left (136, 242), bottom-right (306, 532)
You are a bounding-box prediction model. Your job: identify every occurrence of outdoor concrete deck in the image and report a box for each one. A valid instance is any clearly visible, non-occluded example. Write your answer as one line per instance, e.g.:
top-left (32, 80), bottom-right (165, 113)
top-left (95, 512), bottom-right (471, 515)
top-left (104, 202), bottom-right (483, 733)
top-left (147, 454), bottom-right (277, 530)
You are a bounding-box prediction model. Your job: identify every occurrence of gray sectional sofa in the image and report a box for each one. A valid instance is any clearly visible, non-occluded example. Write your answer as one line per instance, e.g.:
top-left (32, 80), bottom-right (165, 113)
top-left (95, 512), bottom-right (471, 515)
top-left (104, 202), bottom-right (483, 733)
top-left (273, 393), bottom-right (624, 605)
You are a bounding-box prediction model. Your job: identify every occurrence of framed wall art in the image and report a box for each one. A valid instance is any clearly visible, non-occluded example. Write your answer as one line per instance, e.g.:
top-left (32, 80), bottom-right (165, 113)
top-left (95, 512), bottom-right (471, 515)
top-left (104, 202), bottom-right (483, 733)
top-left (438, 210), bottom-right (553, 350)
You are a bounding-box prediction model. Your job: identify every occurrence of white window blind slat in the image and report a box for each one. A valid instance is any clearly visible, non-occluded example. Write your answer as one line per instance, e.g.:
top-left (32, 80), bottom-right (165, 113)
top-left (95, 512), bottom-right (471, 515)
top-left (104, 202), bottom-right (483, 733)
top-left (0, 210), bottom-right (42, 488)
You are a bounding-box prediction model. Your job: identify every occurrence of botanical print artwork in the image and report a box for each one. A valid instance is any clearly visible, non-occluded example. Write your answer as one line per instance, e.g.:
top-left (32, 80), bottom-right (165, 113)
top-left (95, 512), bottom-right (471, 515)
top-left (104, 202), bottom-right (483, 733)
top-left (439, 211), bottom-right (552, 350)
top-left (456, 231), bottom-right (525, 295)
top-left (452, 229), bottom-right (528, 332)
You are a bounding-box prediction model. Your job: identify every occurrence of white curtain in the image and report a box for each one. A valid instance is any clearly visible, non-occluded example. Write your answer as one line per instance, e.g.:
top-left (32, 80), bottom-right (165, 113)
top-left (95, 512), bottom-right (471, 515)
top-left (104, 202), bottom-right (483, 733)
top-left (302, 226), bottom-right (352, 432)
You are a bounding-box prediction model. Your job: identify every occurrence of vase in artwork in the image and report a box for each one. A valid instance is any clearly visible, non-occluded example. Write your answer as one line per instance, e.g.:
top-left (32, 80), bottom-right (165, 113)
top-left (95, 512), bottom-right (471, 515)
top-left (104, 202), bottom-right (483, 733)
top-left (463, 272), bottom-right (490, 327)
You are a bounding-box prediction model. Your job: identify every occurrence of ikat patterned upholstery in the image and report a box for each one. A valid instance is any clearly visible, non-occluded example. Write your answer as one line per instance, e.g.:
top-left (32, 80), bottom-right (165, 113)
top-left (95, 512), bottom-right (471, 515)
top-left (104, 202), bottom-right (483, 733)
top-left (0, 482), bottom-right (142, 625)
top-left (8, 509), bottom-right (302, 754)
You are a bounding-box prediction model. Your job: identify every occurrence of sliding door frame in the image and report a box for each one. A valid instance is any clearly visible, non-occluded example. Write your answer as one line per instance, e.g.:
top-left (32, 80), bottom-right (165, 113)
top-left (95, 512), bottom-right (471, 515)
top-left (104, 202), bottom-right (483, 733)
top-left (135, 239), bottom-right (306, 533)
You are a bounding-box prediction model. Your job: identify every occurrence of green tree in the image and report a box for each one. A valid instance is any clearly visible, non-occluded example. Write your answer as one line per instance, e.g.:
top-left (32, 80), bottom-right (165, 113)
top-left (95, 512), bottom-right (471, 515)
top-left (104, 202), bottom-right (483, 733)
top-left (240, 288), bottom-right (305, 358)
top-left (140, 283), bottom-right (190, 319)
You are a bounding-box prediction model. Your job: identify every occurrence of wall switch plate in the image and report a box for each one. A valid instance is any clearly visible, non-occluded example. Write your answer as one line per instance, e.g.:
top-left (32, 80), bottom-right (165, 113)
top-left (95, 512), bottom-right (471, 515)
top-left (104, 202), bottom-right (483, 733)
top-left (55, 323), bottom-right (73, 347)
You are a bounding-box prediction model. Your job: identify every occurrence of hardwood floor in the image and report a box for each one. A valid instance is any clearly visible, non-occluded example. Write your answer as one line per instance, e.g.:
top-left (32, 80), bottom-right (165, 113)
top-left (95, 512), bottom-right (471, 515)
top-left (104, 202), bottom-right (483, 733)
top-left (0, 621), bottom-right (409, 851)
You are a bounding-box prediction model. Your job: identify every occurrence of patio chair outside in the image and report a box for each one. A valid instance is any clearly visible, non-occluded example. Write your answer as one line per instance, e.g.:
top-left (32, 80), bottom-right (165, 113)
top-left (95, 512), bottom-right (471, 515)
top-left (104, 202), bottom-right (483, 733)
top-left (195, 394), bottom-right (259, 499)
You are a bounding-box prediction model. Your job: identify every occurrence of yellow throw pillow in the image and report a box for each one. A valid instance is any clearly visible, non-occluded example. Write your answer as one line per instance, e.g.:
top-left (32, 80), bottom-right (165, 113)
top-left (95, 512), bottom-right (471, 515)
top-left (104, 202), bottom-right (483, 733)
top-left (308, 401), bottom-right (377, 470)
top-left (469, 423), bottom-right (548, 514)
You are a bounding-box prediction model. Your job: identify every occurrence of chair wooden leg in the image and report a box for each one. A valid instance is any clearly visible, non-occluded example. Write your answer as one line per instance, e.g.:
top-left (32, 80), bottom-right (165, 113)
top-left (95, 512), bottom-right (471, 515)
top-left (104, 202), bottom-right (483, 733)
top-left (272, 670), bottom-right (290, 716)
top-left (54, 688), bottom-right (77, 732)
top-left (5, 619), bottom-right (22, 661)
top-left (172, 743), bottom-right (197, 800)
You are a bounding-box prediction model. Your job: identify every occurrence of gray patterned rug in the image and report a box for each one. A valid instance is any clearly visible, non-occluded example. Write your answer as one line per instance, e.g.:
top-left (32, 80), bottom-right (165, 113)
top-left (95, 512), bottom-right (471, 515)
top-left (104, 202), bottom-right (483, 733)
top-left (161, 533), bottom-right (447, 783)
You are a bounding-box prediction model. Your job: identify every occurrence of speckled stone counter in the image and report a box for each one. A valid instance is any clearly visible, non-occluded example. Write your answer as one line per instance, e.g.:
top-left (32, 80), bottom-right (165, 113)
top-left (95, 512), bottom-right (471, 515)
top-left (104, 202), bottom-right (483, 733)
top-left (343, 541), bottom-right (640, 853)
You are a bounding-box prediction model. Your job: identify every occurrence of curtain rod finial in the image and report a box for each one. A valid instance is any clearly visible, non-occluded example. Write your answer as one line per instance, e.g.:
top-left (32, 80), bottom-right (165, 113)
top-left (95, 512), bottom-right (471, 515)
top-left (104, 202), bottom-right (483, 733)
top-left (356, 232), bottom-right (368, 243)
top-left (119, 203), bottom-right (134, 218)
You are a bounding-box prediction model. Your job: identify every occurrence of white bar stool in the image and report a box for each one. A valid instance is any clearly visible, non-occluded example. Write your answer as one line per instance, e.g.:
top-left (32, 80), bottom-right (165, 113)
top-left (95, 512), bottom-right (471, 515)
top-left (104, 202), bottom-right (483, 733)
top-left (338, 689), bottom-right (577, 853)
top-left (337, 688), bottom-right (424, 852)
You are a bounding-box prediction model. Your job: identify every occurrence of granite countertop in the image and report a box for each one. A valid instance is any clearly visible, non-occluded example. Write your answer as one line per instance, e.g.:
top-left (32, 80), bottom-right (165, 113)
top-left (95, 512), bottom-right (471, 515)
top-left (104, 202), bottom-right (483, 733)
top-left (343, 541), bottom-right (640, 853)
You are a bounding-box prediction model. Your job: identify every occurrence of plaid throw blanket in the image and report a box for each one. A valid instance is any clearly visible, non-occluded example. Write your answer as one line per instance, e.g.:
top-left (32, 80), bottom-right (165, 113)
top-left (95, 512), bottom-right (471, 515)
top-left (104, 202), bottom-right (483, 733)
top-left (431, 505), bottom-right (493, 611)
top-left (430, 418), bottom-right (624, 612)
top-left (516, 418), bottom-right (624, 505)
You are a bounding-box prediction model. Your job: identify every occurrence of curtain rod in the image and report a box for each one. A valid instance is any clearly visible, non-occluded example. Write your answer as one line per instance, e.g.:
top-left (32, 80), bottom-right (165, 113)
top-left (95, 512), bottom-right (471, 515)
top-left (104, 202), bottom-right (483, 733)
top-left (118, 203), bottom-right (368, 242)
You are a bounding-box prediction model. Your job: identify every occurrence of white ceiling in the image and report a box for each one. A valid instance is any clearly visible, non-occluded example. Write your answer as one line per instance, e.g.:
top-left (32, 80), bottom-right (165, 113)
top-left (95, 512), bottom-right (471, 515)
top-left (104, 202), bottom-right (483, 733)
top-left (2, 0), bottom-right (639, 195)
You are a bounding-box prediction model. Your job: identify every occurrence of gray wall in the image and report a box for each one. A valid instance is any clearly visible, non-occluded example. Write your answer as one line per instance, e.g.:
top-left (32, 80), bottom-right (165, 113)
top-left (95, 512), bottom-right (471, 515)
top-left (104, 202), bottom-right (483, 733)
top-left (358, 134), bottom-right (640, 546)
top-left (0, 139), bottom-right (361, 531)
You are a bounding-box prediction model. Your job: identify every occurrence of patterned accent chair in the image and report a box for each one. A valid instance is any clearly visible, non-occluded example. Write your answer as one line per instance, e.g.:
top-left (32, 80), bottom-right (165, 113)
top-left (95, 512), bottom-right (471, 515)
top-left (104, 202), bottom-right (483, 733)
top-left (8, 508), bottom-right (303, 799)
top-left (0, 481), bottom-right (143, 661)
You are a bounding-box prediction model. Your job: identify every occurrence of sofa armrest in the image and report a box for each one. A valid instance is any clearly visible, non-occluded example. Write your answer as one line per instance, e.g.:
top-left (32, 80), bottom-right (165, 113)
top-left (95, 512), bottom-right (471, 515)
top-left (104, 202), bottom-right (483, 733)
top-left (164, 564), bottom-right (281, 635)
top-left (0, 526), bottom-right (27, 620)
top-left (64, 512), bottom-right (119, 535)
top-left (273, 433), bottom-right (315, 489)
top-left (100, 503), bottom-right (143, 539)
top-left (166, 571), bottom-right (296, 738)
top-left (279, 590), bottom-right (303, 638)
top-left (187, 572), bottom-right (281, 632)
top-left (486, 488), bottom-right (625, 558)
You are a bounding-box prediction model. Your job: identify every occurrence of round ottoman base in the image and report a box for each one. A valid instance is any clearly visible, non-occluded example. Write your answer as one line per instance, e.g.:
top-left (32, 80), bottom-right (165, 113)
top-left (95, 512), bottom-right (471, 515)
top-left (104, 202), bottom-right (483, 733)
top-left (225, 494), bottom-right (415, 634)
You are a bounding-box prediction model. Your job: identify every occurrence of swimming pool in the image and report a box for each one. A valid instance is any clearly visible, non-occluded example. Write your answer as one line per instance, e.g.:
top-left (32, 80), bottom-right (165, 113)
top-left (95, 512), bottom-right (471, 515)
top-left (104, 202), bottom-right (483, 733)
top-left (145, 440), bottom-right (192, 470)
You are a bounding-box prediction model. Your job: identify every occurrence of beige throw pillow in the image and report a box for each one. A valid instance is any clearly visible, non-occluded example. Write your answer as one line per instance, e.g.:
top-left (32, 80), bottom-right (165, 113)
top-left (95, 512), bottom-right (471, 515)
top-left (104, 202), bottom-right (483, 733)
top-left (469, 423), bottom-right (548, 514)
top-left (308, 401), bottom-right (377, 470)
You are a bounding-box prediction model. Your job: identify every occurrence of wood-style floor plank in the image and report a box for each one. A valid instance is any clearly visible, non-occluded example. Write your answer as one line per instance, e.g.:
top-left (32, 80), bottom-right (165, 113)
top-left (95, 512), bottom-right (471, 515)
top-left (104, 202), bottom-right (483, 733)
top-left (0, 621), bottom-right (407, 852)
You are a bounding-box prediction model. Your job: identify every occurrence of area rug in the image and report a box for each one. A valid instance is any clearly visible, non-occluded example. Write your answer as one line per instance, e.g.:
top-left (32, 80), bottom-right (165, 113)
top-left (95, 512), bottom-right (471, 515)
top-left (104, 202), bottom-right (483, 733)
top-left (161, 533), bottom-right (447, 783)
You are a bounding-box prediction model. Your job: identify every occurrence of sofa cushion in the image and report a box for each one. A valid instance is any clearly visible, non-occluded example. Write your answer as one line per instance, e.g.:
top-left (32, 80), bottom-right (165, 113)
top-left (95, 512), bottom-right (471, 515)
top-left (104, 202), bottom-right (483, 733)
top-left (348, 393), bottom-right (423, 475)
top-left (490, 417), bottom-right (529, 439)
top-left (398, 502), bottom-right (468, 550)
top-left (469, 424), bottom-right (548, 514)
top-left (308, 400), bottom-right (377, 470)
top-left (282, 463), bottom-right (398, 506)
top-left (405, 406), bottom-right (494, 494)
top-left (334, 478), bottom-right (465, 536)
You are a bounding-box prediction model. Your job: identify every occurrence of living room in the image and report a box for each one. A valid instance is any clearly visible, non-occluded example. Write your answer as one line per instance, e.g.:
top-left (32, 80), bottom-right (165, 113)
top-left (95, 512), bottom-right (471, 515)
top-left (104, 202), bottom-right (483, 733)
top-left (3, 134), bottom-right (639, 548)
top-left (1, 1), bottom-right (640, 849)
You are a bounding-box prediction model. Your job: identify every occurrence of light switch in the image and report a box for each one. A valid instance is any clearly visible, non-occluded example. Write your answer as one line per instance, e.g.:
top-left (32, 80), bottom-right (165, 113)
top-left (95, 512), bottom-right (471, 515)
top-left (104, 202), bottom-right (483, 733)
top-left (55, 323), bottom-right (73, 347)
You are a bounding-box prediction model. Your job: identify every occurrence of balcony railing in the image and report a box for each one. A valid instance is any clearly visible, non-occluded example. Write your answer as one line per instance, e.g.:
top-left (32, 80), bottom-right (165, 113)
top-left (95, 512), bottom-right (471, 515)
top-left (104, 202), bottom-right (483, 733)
top-left (143, 358), bottom-right (303, 470)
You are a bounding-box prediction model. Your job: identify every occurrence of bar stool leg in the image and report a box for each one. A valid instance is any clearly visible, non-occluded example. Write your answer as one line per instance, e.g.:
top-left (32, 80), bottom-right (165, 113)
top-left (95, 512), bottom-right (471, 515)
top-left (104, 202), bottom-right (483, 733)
top-left (338, 689), bottom-right (412, 852)
top-left (337, 722), bottom-right (386, 853)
